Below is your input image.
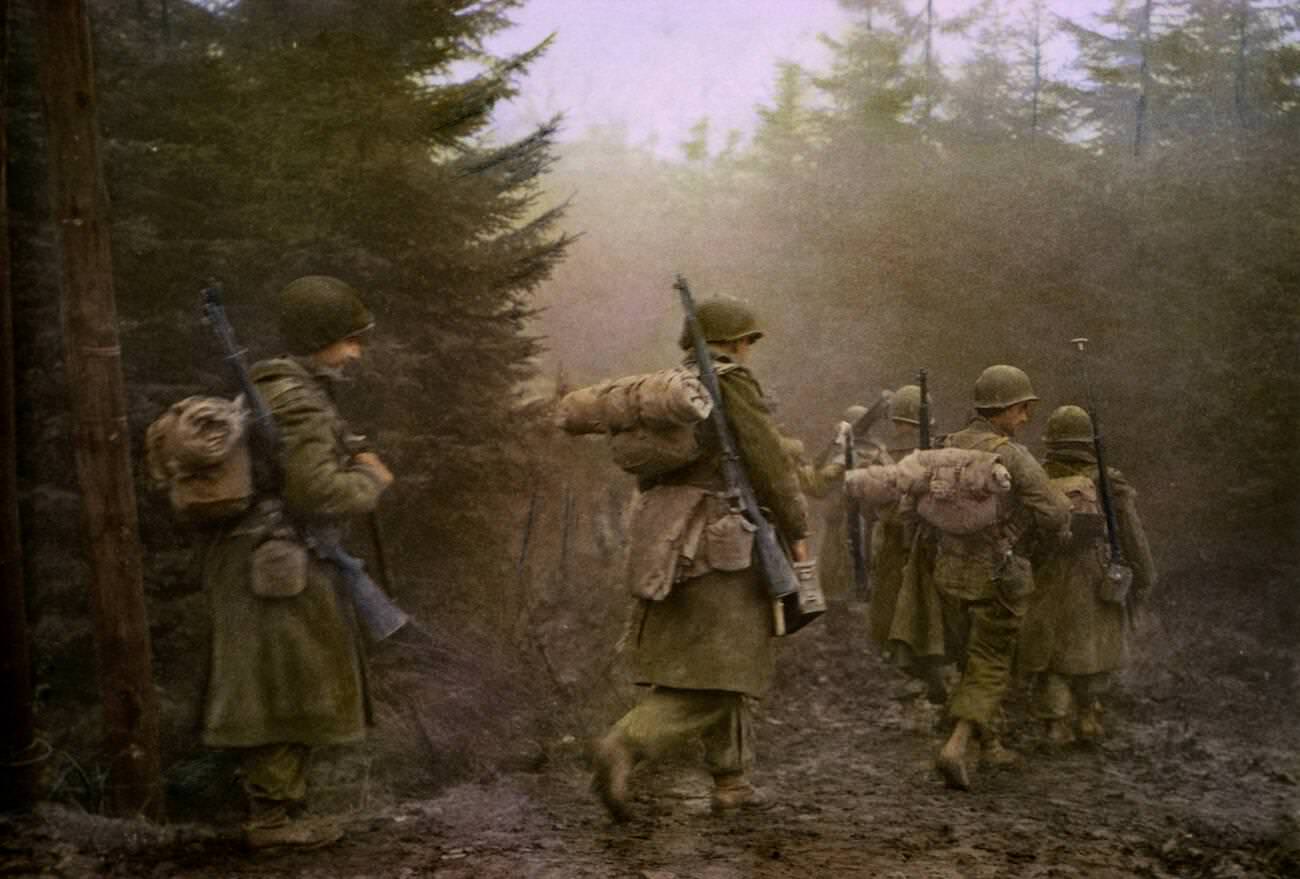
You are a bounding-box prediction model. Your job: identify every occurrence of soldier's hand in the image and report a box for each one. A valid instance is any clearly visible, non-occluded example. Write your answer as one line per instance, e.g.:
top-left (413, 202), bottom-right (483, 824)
top-left (834, 420), bottom-right (851, 448)
top-left (354, 451), bottom-right (395, 489)
top-left (790, 539), bottom-right (810, 562)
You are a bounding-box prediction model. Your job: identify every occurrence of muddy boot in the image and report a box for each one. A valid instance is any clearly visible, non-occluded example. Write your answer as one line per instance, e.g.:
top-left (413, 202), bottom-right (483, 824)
top-left (922, 665), bottom-right (949, 707)
top-left (936, 719), bottom-right (974, 791)
top-left (1078, 702), bottom-right (1105, 741)
top-left (590, 734), bottom-right (634, 823)
top-left (1044, 718), bottom-right (1077, 749)
top-left (711, 773), bottom-right (769, 814)
top-left (980, 735), bottom-right (1024, 769)
top-left (242, 803), bottom-right (342, 851)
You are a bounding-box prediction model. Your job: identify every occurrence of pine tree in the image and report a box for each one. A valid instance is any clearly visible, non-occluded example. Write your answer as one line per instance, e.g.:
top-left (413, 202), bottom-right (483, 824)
top-left (1059, 0), bottom-right (1183, 154)
top-left (85, 0), bottom-right (570, 591)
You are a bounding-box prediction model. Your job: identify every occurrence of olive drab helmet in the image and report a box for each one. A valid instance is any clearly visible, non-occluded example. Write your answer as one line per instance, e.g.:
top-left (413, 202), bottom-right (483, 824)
top-left (277, 275), bottom-right (374, 356)
top-left (678, 298), bottom-right (763, 350)
top-left (843, 404), bottom-right (868, 424)
top-left (889, 385), bottom-right (925, 425)
top-left (1044, 404), bottom-right (1094, 445)
top-left (973, 364), bottom-right (1039, 410)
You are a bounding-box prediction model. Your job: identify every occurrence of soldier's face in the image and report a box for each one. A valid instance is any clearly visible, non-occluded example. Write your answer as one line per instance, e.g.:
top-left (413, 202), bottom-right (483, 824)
top-left (312, 336), bottom-right (366, 371)
top-left (990, 401), bottom-right (1034, 437)
top-left (732, 335), bottom-right (758, 364)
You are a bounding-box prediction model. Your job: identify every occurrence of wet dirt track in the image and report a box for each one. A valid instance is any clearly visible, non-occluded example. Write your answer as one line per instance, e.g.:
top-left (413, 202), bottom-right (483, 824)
top-left (4, 602), bottom-right (1297, 879)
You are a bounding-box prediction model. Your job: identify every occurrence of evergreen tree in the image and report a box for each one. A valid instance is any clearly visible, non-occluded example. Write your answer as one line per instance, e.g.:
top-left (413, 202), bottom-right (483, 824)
top-left (87, 0), bottom-right (570, 586)
top-left (1059, 0), bottom-right (1184, 154)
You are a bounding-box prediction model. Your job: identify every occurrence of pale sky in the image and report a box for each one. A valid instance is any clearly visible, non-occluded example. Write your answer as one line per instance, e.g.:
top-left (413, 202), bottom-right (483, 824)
top-left (485, 0), bottom-right (1110, 155)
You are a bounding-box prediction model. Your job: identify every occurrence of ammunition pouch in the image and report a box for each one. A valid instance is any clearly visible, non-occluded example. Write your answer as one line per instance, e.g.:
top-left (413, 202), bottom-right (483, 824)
top-left (704, 511), bottom-right (756, 572)
top-left (250, 537), bottom-right (309, 599)
top-left (1097, 560), bottom-right (1133, 605)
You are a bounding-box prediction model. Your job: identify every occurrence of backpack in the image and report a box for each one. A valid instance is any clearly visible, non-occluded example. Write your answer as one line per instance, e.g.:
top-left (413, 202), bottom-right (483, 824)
top-left (1051, 473), bottom-right (1107, 547)
top-left (909, 447), bottom-right (1013, 535)
top-left (145, 395), bottom-right (254, 523)
top-left (846, 445), bottom-right (1012, 534)
top-left (557, 365), bottom-right (727, 478)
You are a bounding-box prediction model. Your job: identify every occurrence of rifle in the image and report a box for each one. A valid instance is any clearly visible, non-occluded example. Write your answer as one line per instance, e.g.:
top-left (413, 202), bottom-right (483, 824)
top-left (201, 281), bottom-right (410, 642)
top-left (844, 421), bottom-right (869, 602)
top-left (674, 275), bottom-right (824, 636)
top-left (1070, 338), bottom-right (1133, 607)
top-left (811, 391), bottom-right (891, 470)
top-left (918, 368), bottom-right (932, 450)
top-left (835, 390), bottom-right (893, 602)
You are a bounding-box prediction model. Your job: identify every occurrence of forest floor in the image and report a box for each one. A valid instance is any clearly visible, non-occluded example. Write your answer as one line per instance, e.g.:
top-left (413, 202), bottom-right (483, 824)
top-left (3, 583), bottom-right (1298, 879)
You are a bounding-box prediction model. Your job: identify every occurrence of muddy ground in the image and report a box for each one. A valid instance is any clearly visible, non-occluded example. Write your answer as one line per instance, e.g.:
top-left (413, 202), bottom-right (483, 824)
top-left (2, 579), bottom-right (1297, 879)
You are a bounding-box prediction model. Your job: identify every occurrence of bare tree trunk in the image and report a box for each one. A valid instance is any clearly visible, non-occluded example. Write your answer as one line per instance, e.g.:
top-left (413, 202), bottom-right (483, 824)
top-left (0, 0), bottom-right (38, 814)
top-left (35, 0), bottom-right (162, 820)
top-left (923, 0), bottom-right (934, 128)
top-left (1029, 0), bottom-right (1043, 139)
top-left (1233, 0), bottom-right (1249, 129)
top-left (1134, 0), bottom-right (1154, 156)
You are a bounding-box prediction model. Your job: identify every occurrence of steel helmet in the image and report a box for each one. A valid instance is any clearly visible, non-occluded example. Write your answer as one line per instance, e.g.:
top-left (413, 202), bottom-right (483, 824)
top-left (277, 275), bottom-right (374, 356)
top-left (678, 298), bottom-right (763, 350)
top-left (1044, 404), bottom-right (1094, 445)
top-left (889, 385), bottom-right (926, 424)
top-left (973, 364), bottom-right (1039, 410)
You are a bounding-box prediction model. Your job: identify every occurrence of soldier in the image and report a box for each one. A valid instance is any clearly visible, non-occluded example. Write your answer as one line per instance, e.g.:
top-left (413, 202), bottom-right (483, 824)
top-left (790, 405), bottom-right (886, 606)
top-left (590, 298), bottom-right (809, 821)
top-left (1019, 405), bottom-right (1157, 745)
top-left (869, 385), bottom-right (947, 705)
top-left (199, 275), bottom-right (395, 848)
top-left (932, 365), bottom-right (1069, 790)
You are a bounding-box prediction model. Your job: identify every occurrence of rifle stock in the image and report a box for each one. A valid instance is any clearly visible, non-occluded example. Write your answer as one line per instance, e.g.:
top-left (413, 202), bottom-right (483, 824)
top-left (674, 275), bottom-right (823, 635)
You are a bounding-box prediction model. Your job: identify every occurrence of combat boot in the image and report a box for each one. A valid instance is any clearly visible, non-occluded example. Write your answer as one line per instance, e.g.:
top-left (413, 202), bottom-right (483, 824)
top-left (1078, 702), bottom-right (1106, 740)
top-left (936, 719), bottom-right (974, 791)
top-left (242, 803), bottom-right (343, 851)
top-left (1045, 718), bottom-right (1077, 748)
top-left (711, 773), bottom-right (769, 813)
top-left (590, 734), bottom-right (635, 822)
top-left (980, 735), bottom-right (1024, 769)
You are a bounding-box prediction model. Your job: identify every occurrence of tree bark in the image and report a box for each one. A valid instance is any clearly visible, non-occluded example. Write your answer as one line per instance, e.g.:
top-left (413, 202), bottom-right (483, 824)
top-left (0, 0), bottom-right (38, 814)
top-left (1134, 0), bottom-right (1154, 156)
top-left (35, 0), bottom-right (162, 819)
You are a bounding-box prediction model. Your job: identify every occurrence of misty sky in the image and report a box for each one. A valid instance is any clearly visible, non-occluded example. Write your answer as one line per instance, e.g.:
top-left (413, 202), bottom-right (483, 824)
top-left (487, 0), bottom-right (1112, 155)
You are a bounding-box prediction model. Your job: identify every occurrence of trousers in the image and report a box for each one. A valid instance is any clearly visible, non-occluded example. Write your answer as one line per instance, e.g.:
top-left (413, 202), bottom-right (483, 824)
top-left (610, 686), bottom-right (753, 778)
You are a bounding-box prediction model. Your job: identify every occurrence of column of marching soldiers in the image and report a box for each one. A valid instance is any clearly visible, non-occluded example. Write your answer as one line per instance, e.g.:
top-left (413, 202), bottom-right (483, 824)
top-left (146, 278), bottom-right (1156, 848)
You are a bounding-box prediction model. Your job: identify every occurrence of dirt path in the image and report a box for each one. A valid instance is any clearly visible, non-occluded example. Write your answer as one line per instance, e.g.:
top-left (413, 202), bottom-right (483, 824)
top-left (4, 603), bottom-right (1297, 878)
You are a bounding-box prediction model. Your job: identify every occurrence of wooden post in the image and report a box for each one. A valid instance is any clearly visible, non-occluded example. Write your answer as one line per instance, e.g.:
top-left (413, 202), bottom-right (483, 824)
top-left (0, 0), bottom-right (38, 813)
top-left (35, 0), bottom-right (163, 819)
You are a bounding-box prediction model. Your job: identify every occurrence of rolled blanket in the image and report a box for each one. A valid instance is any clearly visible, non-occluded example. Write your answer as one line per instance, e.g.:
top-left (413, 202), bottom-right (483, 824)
top-left (844, 464), bottom-right (905, 508)
top-left (146, 395), bottom-right (249, 484)
top-left (556, 367), bottom-right (713, 435)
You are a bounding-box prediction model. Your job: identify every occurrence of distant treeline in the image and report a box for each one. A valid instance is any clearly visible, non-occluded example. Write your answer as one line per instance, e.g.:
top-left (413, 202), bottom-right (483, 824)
top-left (533, 0), bottom-right (1300, 571)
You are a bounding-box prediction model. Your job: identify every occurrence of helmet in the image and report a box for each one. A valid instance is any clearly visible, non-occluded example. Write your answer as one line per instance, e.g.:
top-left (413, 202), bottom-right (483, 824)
top-left (973, 365), bottom-right (1038, 410)
top-left (678, 298), bottom-right (763, 350)
top-left (277, 275), bottom-right (374, 356)
top-left (843, 404), bottom-right (868, 424)
top-left (1044, 405), bottom-right (1094, 445)
top-left (889, 385), bottom-right (924, 424)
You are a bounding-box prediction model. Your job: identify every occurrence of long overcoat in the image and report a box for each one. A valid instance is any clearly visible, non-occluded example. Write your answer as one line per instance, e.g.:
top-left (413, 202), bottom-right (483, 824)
top-left (199, 357), bottom-right (388, 748)
top-left (811, 440), bottom-right (885, 603)
top-left (1019, 450), bottom-right (1157, 676)
top-left (625, 355), bottom-right (809, 700)
top-left (866, 443), bottom-right (914, 645)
